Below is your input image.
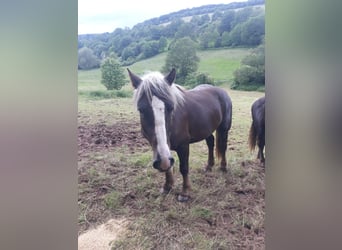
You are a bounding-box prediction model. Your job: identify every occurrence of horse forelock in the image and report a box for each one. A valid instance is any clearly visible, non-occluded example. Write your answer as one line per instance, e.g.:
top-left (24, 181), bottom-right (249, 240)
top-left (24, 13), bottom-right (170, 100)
top-left (133, 71), bottom-right (185, 110)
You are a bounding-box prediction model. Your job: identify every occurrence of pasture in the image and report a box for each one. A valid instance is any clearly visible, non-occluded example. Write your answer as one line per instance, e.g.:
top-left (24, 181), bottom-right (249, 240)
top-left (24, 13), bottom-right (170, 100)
top-left (78, 48), bottom-right (264, 249)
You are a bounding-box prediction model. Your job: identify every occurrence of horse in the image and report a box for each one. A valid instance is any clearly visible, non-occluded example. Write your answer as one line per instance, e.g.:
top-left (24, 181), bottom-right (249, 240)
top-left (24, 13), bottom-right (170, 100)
top-left (127, 68), bottom-right (232, 202)
top-left (248, 96), bottom-right (265, 166)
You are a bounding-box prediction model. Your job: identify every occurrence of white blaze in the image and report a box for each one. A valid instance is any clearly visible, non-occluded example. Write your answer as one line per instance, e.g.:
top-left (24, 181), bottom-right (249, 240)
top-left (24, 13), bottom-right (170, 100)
top-left (151, 96), bottom-right (171, 159)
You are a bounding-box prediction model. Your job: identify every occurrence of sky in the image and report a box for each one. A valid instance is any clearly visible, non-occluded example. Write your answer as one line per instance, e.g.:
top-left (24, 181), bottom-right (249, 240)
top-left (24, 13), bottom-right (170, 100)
top-left (78, 0), bottom-right (246, 34)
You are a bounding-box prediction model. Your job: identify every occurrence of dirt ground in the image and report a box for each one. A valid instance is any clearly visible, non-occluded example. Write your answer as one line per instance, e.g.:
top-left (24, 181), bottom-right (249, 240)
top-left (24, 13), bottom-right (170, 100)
top-left (78, 119), bottom-right (265, 249)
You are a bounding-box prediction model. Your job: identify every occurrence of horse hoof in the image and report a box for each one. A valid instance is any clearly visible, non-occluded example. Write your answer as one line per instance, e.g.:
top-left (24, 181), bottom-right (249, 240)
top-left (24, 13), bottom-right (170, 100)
top-left (220, 167), bottom-right (227, 172)
top-left (177, 194), bottom-right (190, 202)
top-left (160, 187), bottom-right (171, 194)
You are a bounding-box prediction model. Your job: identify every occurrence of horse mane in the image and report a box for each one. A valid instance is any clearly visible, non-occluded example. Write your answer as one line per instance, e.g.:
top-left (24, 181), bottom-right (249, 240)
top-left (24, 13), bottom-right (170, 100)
top-left (133, 71), bottom-right (185, 109)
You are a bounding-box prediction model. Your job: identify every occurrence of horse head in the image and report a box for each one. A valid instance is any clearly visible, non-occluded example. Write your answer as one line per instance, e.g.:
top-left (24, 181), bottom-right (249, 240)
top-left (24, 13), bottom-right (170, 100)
top-left (128, 68), bottom-right (182, 172)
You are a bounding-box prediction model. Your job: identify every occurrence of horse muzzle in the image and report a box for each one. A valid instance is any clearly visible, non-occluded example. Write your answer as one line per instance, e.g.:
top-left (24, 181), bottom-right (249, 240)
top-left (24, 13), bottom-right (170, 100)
top-left (153, 156), bottom-right (175, 172)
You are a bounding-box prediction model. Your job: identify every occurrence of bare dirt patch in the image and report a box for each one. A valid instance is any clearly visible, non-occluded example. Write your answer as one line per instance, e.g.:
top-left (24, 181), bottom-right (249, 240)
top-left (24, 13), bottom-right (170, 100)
top-left (78, 218), bottom-right (128, 250)
top-left (78, 120), bottom-right (148, 153)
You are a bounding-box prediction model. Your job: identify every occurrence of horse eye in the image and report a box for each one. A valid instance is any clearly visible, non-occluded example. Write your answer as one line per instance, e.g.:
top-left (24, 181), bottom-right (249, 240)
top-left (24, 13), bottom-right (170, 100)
top-left (166, 104), bottom-right (174, 112)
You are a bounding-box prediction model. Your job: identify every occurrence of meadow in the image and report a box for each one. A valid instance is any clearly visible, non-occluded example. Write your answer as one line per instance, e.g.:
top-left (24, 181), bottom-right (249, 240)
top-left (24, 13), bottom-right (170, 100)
top-left (78, 48), bottom-right (265, 249)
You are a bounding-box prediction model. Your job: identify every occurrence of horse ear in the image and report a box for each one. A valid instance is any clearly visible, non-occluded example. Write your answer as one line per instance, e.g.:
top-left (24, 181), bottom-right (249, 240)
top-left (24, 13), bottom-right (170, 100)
top-left (165, 68), bottom-right (176, 86)
top-left (127, 68), bottom-right (142, 89)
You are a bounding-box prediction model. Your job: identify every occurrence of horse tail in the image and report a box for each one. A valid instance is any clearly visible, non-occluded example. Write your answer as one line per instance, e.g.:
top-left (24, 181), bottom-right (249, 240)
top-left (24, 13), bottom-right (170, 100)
top-left (216, 114), bottom-right (230, 161)
top-left (215, 128), bottom-right (228, 161)
top-left (215, 89), bottom-right (232, 163)
top-left (248, 122), bottom-right (257, 151)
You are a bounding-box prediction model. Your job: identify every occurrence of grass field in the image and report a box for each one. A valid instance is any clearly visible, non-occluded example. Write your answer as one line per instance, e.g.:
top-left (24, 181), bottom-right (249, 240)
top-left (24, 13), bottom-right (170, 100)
top-left (78, 48), bottom-right (265, 249)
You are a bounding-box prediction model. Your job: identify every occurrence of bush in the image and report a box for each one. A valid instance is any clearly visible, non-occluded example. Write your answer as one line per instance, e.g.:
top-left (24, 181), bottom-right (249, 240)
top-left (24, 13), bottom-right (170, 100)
top-left (232, 43), bottom-right (264, 90)
top-left (79, 90), bottom-right (132, 99)
top-left (101, 57), bottom-right (126, 90)
top-left (184, 72), bottom-right (215, 88)
top-left (231, 65), bottom-right (264, 90)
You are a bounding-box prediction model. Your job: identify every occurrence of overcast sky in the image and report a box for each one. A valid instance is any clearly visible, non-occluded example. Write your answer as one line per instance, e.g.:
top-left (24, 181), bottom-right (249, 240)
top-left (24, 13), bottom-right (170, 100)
top-left (78, 0), bottom-right (246, 34)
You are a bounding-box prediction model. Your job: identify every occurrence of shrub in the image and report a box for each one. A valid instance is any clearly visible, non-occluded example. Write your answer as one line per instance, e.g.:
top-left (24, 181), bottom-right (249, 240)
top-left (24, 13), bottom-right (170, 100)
top-left (184, 72), bottom-right (215, 88)
top-left (232, 43), bottom-right (264, 90)
top-left (101, 57), bottom-right (126, 90)
top-left (232, 65), bottom-right (264, 89)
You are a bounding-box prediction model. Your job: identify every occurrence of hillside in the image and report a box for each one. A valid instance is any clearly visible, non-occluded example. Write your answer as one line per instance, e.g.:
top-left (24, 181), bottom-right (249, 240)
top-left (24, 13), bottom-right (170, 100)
top-left (135, 0), bottom-right (265, 27)
top-left (78, 0), bottom-right (265, 68)
top-left (78, 47), bottom-right (251, 101)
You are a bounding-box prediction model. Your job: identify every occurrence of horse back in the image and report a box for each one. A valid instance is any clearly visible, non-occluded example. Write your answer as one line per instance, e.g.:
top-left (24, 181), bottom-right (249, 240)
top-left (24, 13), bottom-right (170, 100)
top-left (171, 85), bottom-right (232, 147)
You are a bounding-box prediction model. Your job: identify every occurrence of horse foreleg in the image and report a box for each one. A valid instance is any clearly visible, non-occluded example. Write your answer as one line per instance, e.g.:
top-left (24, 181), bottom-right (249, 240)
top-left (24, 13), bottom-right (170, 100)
top-left (205, 134), bottom-right (215, 171)
top-left (161, 169), bottom-right (174, 194)
top-left (176, 144), bottom-right (191, 202)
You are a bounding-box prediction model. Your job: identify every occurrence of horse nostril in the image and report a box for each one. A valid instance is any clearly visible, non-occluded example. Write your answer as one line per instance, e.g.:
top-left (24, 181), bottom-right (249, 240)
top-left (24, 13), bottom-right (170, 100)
top-left (153, 160), bottom-right (161, 169)
top-left (169, 157), bottom-right (175, 166)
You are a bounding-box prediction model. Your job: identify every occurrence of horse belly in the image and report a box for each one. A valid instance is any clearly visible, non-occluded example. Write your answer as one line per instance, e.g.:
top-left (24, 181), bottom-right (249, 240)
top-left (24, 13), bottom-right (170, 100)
top-left (188, 112), bottom-right (222, 143)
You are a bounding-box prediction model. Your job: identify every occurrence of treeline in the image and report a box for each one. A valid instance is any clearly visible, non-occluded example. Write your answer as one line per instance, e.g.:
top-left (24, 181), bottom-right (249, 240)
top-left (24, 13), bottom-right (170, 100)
top-left (141, 0), bottom-right (264, 26)
top-left (78, 0), bottom-right (265, 69)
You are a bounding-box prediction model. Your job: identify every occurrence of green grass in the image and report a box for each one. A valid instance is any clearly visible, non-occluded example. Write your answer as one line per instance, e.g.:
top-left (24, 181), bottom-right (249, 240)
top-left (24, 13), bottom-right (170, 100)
top-left (197, 48), bottom-right (251, 83)
top-left (78, 69), bottom-right (105, 91)
top-left (126, 53), bottom-right (167, 75)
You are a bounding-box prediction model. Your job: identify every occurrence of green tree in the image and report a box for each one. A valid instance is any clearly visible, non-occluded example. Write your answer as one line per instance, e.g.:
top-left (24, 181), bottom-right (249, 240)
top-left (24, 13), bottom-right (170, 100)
top-left (221, 31), bottom-right (231, 47)
top-left (142, 41), bottom-right (159, 58)
top-left (199, 28), bottom-right (220, 49)
top-left (158, 36), bottom-right (168, 52)
top-left (231, 7), bottom-right (253, 27)
top-left (218, 10), bottom-right (235, 35)
top-left (175, 23), bottom-right (196, 39)
top-left (240, 15), bottom-right (265, 46)
top-left (78, 47), bottom-right (100, 70)
top-left (227, 23), bottom-right (243, 46)
top-left (100, 57), bottom-right (126, 90)
top-left (121, 46), bottom-right (135, 61)
top-left (162, 37), bottom-right (199, 84)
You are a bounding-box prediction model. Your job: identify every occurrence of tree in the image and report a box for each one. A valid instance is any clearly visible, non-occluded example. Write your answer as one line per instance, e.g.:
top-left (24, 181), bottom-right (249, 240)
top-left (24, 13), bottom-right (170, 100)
top-left (199, 25), bottom-right (220, 49)
top-left (240, 15), bottom-right (265, 46)
top-left (218, 10), bottom-right (235, 35)
top-left (158, 36), bottom-right (168, 52)
top-left (175, 23), bottom-right (196, 39)
top-left (221, 31), bottom-right (231, 47)
top-left (100, 57), bottom-right (126, 90)
top-left (231, 7), bottom-right (253, 27)
top-left (162, 37), bottom-right (199, 84)
top-left (78, 47), bottom-right (100, 70)
top-left (227, 23), bottom-right (243, 46)
top-left (141, 41), bottom-right (160, 58)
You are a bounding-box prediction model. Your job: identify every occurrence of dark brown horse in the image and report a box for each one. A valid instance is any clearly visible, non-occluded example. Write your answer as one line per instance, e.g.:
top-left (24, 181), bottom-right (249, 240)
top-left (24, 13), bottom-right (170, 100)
top-left (248, 96), bottom-right (265, 166)
top-left (128, 68), bottom-right (232, 202)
